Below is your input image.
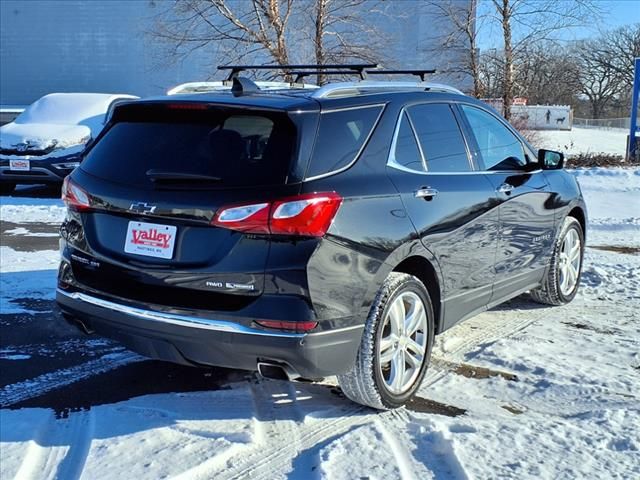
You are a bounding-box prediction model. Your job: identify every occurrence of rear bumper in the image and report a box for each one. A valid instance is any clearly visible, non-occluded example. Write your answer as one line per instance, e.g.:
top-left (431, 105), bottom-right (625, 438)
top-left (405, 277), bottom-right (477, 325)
top-left (0, 156), bottom-right (78, 184)
top-left (56, 288), bottom-right (363, 378)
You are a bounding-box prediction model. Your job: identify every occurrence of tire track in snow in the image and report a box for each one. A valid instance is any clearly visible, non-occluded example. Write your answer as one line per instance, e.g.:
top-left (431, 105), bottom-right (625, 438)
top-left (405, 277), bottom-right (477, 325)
top-left (13, 410), bottom-right (93, 480)
top-left (374, 415), bottom-right (432, 480)
top-left (204, 302), bottom-right (554, 479)
top-left (197, 379), bottom-right (372, 480)
top-left (0, 352), bottom-right (144, 407)
top-left (420, 302), bottom-right (553, 391)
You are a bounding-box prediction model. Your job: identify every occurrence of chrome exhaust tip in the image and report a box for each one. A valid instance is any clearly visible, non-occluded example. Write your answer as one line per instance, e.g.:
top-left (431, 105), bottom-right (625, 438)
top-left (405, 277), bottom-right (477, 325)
top-left (257, 361), bottom-right (298, 381)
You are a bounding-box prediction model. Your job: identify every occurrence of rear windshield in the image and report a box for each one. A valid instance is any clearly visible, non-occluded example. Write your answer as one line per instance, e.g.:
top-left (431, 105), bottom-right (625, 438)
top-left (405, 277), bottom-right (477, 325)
top-left (80, 105), bottom-right (296, 188)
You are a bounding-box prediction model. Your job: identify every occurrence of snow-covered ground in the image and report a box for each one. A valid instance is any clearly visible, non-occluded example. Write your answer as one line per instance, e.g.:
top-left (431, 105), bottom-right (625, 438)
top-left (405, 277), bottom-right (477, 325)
top-left (1, 165), bottom-right (639, 477)
top-left (539, 126), bottom-right (629, 157)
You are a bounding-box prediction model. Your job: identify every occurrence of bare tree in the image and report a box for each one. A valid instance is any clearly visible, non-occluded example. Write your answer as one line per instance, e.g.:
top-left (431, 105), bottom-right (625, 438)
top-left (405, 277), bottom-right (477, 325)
top-left (572, 25), bottom-right (640, 118)
top-left (590, 24), bottom-right (640, 89)
top-left (152, 0), bottom-right (296, 77)
top-left (488, 0), bottom-right (599, 119)
top-left (152, 0), bottom-right (390, 84)
top-left (478, 48), bottom-right (504, 99)
top-left (427, 0), bottom-right (483, 97)
top-left (514, 42), bottom-right (581, 106)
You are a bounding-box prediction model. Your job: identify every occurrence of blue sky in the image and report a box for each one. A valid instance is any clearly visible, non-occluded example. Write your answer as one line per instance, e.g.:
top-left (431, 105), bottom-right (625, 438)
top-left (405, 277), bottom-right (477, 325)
top-left (476, 0), bottom-right (640, 50)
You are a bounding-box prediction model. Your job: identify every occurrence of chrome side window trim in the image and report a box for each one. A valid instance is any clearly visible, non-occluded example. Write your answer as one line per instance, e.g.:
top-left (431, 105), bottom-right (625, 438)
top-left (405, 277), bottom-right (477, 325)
top-left (319, 103), bottom-right (386, 114)
top-left (404, 111), bottom-right (429, 172)
top-left (304, 104), bottom-right (386, 182)
top-left (386, 165), bottom-right (543, 176)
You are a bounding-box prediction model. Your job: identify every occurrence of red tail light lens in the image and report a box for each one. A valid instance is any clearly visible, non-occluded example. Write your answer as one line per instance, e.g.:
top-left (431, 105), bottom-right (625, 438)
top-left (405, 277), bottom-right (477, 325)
top-left (255, 319), bottom-right (319, 333)
top-left (211, 192), bottom-right (342, 237)
top-left (61, 177), bottom-right (91, 211)
top-left (270, 193), bottom-right (342, 236)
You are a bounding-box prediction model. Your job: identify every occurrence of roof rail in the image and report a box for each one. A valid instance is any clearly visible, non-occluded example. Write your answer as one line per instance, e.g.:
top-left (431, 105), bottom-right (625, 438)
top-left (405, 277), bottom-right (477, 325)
top-left (218, 64), bottom-right (378, 81)
top-left (311, 81), bottom-right (464, 99)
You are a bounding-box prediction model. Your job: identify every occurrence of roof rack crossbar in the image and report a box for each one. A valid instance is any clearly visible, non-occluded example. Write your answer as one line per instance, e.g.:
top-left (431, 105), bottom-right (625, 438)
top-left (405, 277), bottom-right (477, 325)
top-left (366, 69), bottom-right (437, 82)
top-left (218, 64), bottom-right (378, 81)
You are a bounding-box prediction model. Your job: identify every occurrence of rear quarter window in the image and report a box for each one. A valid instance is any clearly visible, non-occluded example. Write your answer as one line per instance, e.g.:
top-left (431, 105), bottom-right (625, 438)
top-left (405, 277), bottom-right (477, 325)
top-left (80, 106), bottom-right (296, 189)
top-left (305, 105), bottom-right (383, 179)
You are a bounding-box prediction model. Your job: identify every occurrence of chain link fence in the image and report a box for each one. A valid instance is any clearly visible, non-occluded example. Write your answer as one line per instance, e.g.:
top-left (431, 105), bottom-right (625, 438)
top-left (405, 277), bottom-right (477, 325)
top-left (573, 117), bottom-right (631, 130)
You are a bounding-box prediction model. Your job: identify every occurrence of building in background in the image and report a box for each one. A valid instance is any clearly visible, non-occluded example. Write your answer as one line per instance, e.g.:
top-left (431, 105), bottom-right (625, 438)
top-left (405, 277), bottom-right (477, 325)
top-left (0, 0), bottom-right (475, 105)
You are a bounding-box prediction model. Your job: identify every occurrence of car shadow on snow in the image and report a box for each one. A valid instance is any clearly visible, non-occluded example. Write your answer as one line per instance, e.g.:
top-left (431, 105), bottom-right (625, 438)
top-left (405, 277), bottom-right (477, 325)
top-left (490, 294), bottom-right (551, 312)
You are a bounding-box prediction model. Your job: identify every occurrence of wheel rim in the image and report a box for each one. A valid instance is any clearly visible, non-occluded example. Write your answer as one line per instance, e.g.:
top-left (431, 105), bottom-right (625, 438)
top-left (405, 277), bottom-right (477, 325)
top-left (378, 291), bottom-right (428, 395)
top-left (558, 228), bottom-right (582, 296)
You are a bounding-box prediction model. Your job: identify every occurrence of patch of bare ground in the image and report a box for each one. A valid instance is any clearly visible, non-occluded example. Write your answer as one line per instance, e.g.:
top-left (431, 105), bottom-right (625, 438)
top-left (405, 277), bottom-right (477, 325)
top-left (406, 396), bottom-right (467, 417)
top-left (434, 359), bottom-right (518, 382)
top-left (589, 245), bottom-right (640, 255)
top-left (562, 322), bottom-right (616, 335)
top-left (501, 405), bottom-right (525, 415)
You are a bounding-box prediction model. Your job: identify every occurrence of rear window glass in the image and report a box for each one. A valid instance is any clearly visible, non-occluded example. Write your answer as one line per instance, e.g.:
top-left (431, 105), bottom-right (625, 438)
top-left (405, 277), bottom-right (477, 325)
top-left (407, 104), bottom-right (471, 172)
top-left (80, 106), bottom-right (296, 188)
top-left (305, 105), bottom-right (383, 179)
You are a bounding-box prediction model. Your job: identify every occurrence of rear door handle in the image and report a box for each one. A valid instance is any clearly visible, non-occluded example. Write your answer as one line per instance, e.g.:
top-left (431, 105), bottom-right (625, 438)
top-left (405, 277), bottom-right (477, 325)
top-left (497, 183), bottom-right (514, 194)
top-left (415, 187), bottom-right (439, 199)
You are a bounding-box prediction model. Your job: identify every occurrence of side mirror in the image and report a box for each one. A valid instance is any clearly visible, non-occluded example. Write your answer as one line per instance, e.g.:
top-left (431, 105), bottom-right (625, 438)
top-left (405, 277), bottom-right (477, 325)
top-left (538, 149), bottom-right (564, 170)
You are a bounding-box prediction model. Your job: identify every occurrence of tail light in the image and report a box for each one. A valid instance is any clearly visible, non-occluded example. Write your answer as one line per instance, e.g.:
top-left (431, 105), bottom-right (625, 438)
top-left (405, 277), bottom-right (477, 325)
top-left (212, 192), bottom-right (342, 237)
top-left (62, 177), bottom-right (91, 212)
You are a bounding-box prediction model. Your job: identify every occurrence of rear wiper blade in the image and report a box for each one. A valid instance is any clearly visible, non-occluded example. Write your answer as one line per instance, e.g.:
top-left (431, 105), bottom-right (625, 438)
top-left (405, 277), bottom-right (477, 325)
top-left (146, 169), bottom-right (222, 183)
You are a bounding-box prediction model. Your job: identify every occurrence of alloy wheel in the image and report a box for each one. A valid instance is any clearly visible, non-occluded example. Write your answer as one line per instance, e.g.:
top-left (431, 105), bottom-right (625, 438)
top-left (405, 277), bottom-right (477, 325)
top-left (378, 291), bottom-right (428, 395)
top-left (558, 228), bottom-right (582, 296)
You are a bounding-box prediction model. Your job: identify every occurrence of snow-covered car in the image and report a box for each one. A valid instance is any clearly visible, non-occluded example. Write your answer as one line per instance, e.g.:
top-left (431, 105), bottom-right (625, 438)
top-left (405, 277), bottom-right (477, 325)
top-left (0, 93), bottom-right (138, 194)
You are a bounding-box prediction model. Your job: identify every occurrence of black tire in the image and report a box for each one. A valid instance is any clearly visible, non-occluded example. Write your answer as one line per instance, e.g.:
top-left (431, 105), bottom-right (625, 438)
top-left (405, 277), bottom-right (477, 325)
top-left (337, 272), bottom-right (435, 410)
top-left (0, 182), bottom-right (16, 195)
top-left (530, 216), bottom-right (584, 305)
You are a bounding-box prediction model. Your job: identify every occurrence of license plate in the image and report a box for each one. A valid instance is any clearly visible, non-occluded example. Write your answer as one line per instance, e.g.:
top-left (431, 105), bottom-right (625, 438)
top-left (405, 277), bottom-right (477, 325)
top-left (124, 221), bottom-right (177, 259)
top-left (9, 159), bottom-right (30, 171)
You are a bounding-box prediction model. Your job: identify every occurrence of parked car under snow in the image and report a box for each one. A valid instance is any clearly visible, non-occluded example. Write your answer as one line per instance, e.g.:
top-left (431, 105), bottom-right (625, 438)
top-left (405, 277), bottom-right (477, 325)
top-left (0, 93), bottom-right (137, 194)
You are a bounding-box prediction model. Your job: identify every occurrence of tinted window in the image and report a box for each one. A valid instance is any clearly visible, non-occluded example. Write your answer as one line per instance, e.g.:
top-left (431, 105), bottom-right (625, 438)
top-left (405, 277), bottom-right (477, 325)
top-left (390, 112), bottom-right (424, 172)
top-left (461, 105), bottom-right (526, 170)
top-left (407, 104), bottom-right (470, 172)
top-left (81, 108), bottom-right (295, 188)
top-left (306, 105), bottom-right (382, 179)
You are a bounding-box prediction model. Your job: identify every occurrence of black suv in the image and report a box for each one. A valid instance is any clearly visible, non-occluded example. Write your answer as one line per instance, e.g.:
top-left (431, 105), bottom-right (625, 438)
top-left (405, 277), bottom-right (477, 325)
top-left (57, 68), bottom-right (587, 409)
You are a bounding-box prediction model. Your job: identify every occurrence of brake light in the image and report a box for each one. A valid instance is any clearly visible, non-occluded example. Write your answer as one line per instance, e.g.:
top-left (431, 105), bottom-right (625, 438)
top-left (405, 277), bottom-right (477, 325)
top-left (256, 319), bottom-right (319, 333)
top-left (61, 177), bottom-right (91, 212)
top-left (166, 103), bottom-right (209, 110)
top-left (211, 192), bottom-right (342, 237)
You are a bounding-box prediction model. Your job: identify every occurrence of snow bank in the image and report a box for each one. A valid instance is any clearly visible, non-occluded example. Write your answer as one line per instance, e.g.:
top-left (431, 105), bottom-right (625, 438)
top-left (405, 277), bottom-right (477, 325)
top-left (539, 127), bottom-right (629, 157)
top-left (0, 198), bottom-right (65, 224)
top-left (569, 167), bottom-right (640, 246)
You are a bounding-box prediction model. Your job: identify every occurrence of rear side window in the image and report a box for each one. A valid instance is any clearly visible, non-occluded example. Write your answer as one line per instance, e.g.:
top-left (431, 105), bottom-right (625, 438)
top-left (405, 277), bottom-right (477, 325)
top-left (305, 105), bottom-right (383, 179)
top-left (80, 106), bottom-right (295, 188)
top-left (461, 105), bottom-right (526, 170)
top-left (389, 112), bottom-right (425, 172)
top-left (407, 104), bottom-right (471, 172)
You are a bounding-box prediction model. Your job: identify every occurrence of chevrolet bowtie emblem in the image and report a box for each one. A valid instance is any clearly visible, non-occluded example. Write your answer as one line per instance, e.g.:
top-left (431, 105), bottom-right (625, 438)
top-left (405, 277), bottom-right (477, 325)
top-left (129, 202), bottom-right (156, 214)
